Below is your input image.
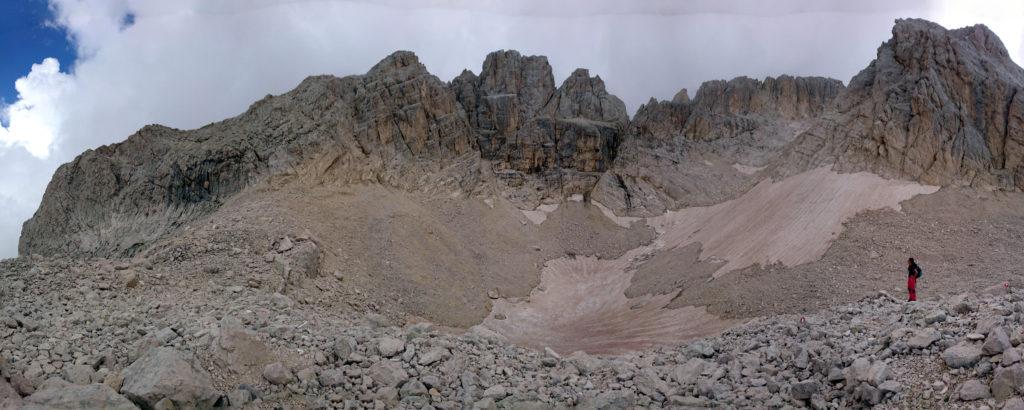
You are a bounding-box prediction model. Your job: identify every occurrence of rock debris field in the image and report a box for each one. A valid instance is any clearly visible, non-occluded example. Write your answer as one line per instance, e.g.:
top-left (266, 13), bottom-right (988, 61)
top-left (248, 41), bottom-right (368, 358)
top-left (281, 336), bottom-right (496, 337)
top-left (5, 252), bottom-right (1024, 409)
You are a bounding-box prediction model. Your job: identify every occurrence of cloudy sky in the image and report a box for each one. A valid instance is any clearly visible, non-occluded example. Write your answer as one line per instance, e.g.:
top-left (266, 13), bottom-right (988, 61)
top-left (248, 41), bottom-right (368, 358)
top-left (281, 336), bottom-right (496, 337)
top-left (0, 0), bottom-right (1022, 258)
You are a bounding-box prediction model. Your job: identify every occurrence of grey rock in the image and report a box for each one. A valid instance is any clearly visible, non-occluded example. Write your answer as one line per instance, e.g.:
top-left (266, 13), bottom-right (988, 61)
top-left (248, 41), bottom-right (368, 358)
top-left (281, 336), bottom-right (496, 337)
top-left (991, 364), bottom-right (1024, 400)
top-left (687, 341), bottom-right (716, 358)
top-left (317, 369), bottom-right (346, 387)
top-left (472, 397), bottom-right (497, 410)
top-left (866, 361), bottom-right (889, 386)
top-left (668, 395), bottom-right (708, 407)
top-left (1006, 397), bottom-right (1024, 410)
top-left (211, 316), bottom-right (272, 374)
top-left (907, 329), bottom-right (940, 349)
top-left (791, 379), bottom-right (820, 400)
top-left (399, 380), bottom-right (427, 397)
top-left (103, 372), bottom-right (124, 392)
top-left (420, 375), bottom-right (441, 389)
top-left (9, 373), bottom-right (36, 397)
top-left (924, 310), bottom-right (947, 324)
top-left (590, 390), bottom-right (637, 409)
top-left (844, 357), bottom-right (871, 384)
top-left (120, 347), bottom-right (219, 409)
top-left (332, 337), bottom-right (355, 362)
top-left (481, 385), bottom-right (508, 400)
top-left (1004, 347), bottom-right (1022, 366)
top-left (226, 388), bottom-right (253, 407)
top-left (295, 367), bottom-right (317, 387)
top-left (673, 358), bottom-right (706, 385)
top-left (854, 382), bottom-right (882, 405)
top-left (878, 380), bottom-right (901, 394)
top-left (277, 236), bottom-right (294, 252)
top-left (154, 327), bottom-right (177, 344)
top-left (262, 362), bottom-right (294, 385)
top-left (274, 240), bottom-right (320, 284)
top-left (943, 342), bottom-right (984, 368)
top-left (62, 365), bottom-right (95, 385)
top-left (959, 379), bottom-right (991, 401)
top-left (0, 378), bottom-right (22, 408)
top-left (417, 348), bottom-right (447, 366)
top-left (368, 361), bottom-right (409, 387)
top-left (977, 317), bottom-right (1005, 335)
top-left (377, 337), bottom-right (406, 358)
top-left (22, 383), bottom-right (136, 410)
top-left (985, 327), bottom-right (1013, 355)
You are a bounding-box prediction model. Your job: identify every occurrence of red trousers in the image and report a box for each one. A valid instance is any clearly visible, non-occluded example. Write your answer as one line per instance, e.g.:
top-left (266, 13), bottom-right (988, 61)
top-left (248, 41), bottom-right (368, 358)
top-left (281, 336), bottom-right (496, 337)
top-left (907, 275), bottom-right (917, 301)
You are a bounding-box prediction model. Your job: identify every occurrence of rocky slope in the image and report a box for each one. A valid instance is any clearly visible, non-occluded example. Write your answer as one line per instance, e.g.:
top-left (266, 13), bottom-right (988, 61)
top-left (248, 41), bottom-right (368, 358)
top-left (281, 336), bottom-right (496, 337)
top-left (591, 75), bottom-right (844, 216)
top-left (4, 251), bottom-right (1024, 409)
top-left (20, 51), bottom-right (480, 258)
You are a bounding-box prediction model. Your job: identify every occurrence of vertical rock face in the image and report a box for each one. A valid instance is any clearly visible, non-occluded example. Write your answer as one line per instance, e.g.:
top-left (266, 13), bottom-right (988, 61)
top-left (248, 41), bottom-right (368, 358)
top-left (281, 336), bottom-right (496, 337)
top-left (348, 51), bottom-right (477, 163)
top-left (691, 76), bottom-right (842, 118)
top-left (671, 76), bottom-right (844, 141)
top-left (501, 68), bottom-right (627, 175)
top-left (543, 68), bottom-right (629, 127)
top-left (20, 18), bottom-right (1024, 257)
top-left (451, 50), bottom-right (555, 157)
top-left (21, 51), bottom-right (478, 257)
top-left (593, 76), bottom-right (843, 216)
top-left (790, 19), bottom-right (1024, 189)
top-left (625, 75), bottom-right (843, 143)
top-left (454, 51), bottom-right (629, 201)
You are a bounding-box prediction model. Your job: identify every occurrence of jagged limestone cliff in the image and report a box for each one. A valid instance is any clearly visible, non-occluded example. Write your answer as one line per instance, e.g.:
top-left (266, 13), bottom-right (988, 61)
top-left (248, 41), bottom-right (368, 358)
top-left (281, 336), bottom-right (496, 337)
top-left (20, 19), bottom-right (1024, 257)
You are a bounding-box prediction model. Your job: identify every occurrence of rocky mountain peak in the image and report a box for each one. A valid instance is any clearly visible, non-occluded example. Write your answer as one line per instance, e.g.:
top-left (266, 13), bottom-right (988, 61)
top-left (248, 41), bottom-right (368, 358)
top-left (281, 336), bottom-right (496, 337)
top-left (478, 50), bottom-right (556, 119)
top-left (366, 50), bottom-right (427, 79)
top-left (805, 18), bottom-right (1024, 189)
top-left (891, 19), bottom-right (1012, 65)
top-left (672, 88), bottom-right (690, 104)
top-left (545, 68), bottom-right (629, 128)
top-left (690, 75), bottom-right (843, 120)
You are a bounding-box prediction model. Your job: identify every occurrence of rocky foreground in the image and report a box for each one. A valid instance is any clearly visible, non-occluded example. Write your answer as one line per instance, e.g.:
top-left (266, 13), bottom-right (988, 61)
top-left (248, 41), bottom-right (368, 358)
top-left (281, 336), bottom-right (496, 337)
top-left (2, 253), bottom-right (1024, 409)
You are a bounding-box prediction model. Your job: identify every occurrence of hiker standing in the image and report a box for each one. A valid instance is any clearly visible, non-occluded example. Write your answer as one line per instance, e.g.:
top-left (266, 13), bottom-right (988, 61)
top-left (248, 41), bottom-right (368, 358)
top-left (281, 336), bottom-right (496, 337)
top-left (907, 258), bottom-right (923, 301)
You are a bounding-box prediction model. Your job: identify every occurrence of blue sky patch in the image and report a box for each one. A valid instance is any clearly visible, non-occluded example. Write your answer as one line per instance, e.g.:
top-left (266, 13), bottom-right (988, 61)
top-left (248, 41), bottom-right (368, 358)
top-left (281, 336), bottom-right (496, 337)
top-left (0, 0), bottom-right (74, 104)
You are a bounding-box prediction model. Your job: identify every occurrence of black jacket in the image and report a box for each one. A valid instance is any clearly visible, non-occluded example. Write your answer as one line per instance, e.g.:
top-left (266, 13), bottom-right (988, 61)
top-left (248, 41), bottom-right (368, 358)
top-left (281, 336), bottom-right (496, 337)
top-left (908, 263), bottom-right (922, 278)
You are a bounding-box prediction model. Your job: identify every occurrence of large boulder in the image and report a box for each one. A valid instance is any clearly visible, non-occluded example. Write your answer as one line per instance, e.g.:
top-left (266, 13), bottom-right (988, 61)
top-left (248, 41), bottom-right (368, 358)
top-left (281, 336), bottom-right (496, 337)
top-left (376, 337), bottom-right (406, 358)
top-left (673, 358), bottom-right (707, 385)
top-left (791, 379), bottom-right (820, 400)
top-left (368, 360), bottom-right (409, 388)
top-left (907, 329), bottom-right (940, 349)
top-left (262, 362), bottom-right (295, 386)
top-left (0, 378), bottom-right (23, 408)
top-left (992, 364), bottom-right (1024, 400)
top-left (959, 379), bottom-right (991, 401)
top-left (273, 239), bottom-right (321, 285)
top-left (120, 347), bottom-right (219, 409)
top-left (210, 316), bottom-right (273, 374)
top-left (983, 327), bottom-right (1012, 355)
top-left (22, 382), bottom-right (137, 410)
top-left (942, 342), bottom-right (984, 368)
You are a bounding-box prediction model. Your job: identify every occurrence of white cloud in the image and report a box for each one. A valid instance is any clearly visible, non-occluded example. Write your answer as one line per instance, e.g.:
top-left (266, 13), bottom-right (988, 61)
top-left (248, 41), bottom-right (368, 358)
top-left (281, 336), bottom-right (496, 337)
top-left (0, 58), bottom-right (71, 158)
top-left (0, 0), bottom-right (1021, 258)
